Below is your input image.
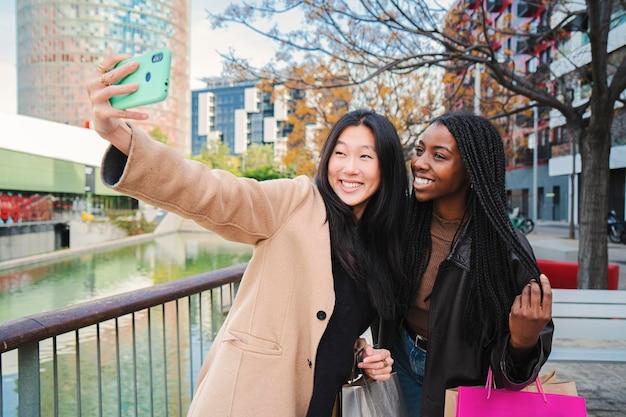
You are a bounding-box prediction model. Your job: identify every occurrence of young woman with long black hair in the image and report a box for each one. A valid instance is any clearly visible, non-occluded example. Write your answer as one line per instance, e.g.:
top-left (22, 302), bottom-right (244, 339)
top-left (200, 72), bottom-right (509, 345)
top-left (86, 53), bottom-right (409, 417)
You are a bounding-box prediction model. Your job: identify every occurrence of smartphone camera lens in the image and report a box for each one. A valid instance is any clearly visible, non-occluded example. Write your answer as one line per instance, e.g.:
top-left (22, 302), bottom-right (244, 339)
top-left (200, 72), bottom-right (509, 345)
top-left (145, 72), bottom-right (152, 82)
top-left (152, 52), bottom-right (163, 63)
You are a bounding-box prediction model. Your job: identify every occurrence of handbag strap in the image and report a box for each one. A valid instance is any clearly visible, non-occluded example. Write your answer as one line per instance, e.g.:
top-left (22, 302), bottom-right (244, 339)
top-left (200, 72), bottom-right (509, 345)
top-left (485, 367), bottom-right (547, 403)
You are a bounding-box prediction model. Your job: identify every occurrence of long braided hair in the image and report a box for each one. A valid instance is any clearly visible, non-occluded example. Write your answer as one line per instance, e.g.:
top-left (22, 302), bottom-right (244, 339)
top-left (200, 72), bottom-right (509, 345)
top-left (315, 109), bottom-right (408, 320)
top-left (402, 113), bottom-right (540, 346)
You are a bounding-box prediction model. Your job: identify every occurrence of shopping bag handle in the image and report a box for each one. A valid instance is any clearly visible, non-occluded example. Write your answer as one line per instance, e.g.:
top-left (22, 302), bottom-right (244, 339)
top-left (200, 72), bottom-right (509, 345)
top-left (347, 338), bottom-right (368, 383)
top-left (485, 367), bottom-right (547, 403)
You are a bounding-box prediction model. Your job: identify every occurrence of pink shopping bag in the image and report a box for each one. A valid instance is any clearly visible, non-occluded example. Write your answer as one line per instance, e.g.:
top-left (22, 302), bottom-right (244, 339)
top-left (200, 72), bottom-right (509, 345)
top-left (456, 368), bottom-right (587, 417)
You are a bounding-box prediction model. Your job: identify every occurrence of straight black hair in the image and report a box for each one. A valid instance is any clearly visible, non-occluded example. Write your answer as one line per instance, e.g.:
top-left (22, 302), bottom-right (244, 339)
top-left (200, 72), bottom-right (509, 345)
top-left (315, 109), bottom-right (409, 319)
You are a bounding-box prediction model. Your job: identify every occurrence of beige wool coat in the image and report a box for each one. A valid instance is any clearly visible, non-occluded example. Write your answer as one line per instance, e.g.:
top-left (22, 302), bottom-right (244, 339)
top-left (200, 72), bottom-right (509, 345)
top-left (101, 127), bottom-right (337, 416)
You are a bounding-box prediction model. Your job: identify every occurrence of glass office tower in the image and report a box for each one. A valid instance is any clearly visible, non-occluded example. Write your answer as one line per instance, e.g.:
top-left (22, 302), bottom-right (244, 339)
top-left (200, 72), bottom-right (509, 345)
top-left (16, 0), bottom-right (191, 154)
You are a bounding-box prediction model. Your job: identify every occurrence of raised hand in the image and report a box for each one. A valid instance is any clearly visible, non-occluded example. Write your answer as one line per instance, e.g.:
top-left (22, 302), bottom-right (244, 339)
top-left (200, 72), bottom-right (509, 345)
top-left (509, 273), bottom-right (553, 354)
top-left (85, 54), bottom-right (149, 155)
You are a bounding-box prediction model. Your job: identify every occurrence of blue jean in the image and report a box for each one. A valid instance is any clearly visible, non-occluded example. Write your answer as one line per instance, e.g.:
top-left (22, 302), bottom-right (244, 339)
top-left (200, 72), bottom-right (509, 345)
top-left (393, 326), bottom-right (427, 417)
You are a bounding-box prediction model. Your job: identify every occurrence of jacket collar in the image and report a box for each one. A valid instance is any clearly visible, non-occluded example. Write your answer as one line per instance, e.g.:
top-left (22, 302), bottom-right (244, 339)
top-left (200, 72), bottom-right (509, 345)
top-left (447, 217), bottom-right (472, 271)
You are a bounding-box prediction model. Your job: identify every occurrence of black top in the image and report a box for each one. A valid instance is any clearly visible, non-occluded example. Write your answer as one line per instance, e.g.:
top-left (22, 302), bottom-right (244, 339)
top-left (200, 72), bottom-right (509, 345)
top-left (306, 255), bottom-right (376, 417)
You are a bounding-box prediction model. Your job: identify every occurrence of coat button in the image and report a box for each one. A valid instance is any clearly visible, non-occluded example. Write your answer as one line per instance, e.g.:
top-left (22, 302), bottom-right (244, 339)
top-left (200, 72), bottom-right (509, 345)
top-left (316, 311), bottom-right (327, 320)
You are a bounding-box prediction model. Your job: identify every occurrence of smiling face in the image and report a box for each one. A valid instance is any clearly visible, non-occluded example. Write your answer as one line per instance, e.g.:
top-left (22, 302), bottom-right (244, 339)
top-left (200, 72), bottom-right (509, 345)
top-left (327, 124), bottom-right (381, 220)
top-left (410, 122), bottom-right (471, 220)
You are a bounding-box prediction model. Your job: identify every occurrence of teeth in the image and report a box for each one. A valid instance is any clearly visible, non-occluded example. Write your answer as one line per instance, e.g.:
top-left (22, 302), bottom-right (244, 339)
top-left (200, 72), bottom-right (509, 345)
top-left (342, 181), bottom-right (361, 188)
top-left (415, 177), bottom-right (433, 185)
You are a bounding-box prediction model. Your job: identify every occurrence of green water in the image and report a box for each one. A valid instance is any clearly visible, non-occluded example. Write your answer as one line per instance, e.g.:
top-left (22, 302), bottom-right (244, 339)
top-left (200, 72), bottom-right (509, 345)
top-left (0, 232), bottom-right (252, 323)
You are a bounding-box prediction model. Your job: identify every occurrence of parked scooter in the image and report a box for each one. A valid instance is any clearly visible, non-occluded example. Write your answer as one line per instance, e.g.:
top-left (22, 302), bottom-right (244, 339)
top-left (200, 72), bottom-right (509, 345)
top-left (607, 209), bottom-right (626, 244)
top-left (508, 207), bottom-right (534, 235)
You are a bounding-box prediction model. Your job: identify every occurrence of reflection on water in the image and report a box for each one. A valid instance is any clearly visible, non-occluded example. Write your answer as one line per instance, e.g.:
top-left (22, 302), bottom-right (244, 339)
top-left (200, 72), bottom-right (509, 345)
top-left (0, 232), bottom-right (252, 323)
top-left (35, 301), bottom-right (196, 417)
top-left (0, 232), bottom-right (251, 417)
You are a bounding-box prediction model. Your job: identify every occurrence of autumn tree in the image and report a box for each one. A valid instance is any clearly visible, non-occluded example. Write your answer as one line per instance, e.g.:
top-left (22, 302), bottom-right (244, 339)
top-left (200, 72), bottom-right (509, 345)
top-left (282, 97), bottom-right (320, 177)
top-left (191, 138), bottom-right (241, 174)
top-left (257, 62), bottom-right (441, 176)
top-left (244, 144), bottom-right (274, 170)
top-left (282, 62), bottom-right (355, 176)
top-left (150, 125), bottom-right (168, 145)
top-left (207, 0), bottom-right (626, 289)
top-left (351, 69), bottom-right (446, 159)
top-left (243, 143), bottom-right (288, 179)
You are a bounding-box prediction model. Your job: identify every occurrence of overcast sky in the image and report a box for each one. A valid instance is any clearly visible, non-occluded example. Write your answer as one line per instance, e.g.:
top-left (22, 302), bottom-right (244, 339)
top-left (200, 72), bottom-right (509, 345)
top-left (0, 1), bottom-right (284, 115)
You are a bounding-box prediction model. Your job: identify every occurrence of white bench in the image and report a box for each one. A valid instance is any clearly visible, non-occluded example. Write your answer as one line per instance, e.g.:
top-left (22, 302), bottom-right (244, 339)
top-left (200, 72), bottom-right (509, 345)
top-left (549, 289), bottom-right (626, 363)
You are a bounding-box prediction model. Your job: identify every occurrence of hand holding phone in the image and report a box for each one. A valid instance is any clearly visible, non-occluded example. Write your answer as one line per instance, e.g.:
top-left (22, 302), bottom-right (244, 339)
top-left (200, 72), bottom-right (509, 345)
top-left (110, 48), bottom-right (172, 110)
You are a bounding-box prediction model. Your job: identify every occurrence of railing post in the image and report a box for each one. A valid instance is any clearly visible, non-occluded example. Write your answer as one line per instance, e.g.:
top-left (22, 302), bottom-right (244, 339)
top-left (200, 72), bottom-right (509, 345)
top-left (18, 343), bottom-right (40, 417)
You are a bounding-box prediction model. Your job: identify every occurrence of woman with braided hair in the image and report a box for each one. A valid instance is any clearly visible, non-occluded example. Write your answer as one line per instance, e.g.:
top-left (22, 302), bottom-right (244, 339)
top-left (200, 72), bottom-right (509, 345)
top-left (380, 113), bottom-right (554, 417)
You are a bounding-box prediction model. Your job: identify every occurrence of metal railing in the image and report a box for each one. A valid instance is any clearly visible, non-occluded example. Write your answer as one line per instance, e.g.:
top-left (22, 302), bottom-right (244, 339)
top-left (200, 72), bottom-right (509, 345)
top-left (0, 263), bottom-right (247, 417)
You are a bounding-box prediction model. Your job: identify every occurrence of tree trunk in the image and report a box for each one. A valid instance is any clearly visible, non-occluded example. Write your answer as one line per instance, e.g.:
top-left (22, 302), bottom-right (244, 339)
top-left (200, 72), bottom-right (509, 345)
top-left (577, 108), bottom-right (612, 289)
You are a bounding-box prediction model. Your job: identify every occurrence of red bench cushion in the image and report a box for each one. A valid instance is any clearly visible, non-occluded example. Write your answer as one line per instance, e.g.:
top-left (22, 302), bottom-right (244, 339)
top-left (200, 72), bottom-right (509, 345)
top-left (537, 259), bottom-right (619, 290)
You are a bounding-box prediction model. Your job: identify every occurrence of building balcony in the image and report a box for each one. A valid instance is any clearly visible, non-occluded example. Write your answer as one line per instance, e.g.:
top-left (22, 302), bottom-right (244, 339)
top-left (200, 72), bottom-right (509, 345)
top-left (517, 0), bottom-right (544, 19)
top-left (551, 142), bottom-right (573, 158)
top-left (465, 0), bottom-right (479, 11)
top-left (516, 37), bottom-right (537, 55)
top-left (515, 144), bottom-right (552, 165)
top-left (487, 0), bottom-right (511, 14)
top-left (564, 13), bottom-right (589, 32)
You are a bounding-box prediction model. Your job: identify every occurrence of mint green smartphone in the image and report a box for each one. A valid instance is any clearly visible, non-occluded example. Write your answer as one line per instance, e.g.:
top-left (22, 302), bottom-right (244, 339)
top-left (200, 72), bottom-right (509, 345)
top-left (110, 48), bottom-right (171, 110)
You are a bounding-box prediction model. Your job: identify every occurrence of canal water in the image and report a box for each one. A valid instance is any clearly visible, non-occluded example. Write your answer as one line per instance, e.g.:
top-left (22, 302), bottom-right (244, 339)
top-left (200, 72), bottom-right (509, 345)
top-left (0, 232), bottom-right (252, 417)
top-left (0, 232), bottom-right (252, 324)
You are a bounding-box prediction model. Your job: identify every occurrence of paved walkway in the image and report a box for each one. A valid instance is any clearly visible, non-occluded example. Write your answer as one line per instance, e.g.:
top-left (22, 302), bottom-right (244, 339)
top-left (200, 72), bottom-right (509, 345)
top-left (527, 222), bottom-right (626, 417)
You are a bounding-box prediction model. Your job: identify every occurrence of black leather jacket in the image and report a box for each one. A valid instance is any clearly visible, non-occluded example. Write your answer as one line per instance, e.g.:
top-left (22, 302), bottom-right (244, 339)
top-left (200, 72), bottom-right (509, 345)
top-left (378, 221), bottom-right (554, 417)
